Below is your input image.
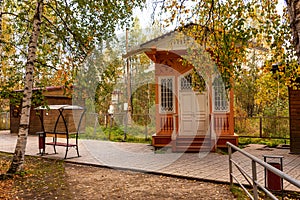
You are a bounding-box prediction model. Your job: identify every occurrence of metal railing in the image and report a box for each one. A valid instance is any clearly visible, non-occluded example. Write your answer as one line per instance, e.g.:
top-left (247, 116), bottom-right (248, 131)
top-left (227, 142), bottom-right (300, 200)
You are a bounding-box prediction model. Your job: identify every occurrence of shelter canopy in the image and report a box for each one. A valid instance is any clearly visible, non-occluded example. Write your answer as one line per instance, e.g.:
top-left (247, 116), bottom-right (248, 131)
top-left (35, 105), bottom-right (84, 110)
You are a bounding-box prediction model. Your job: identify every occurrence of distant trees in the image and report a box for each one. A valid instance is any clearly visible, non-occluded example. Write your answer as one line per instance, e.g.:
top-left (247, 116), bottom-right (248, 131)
top-left (125, 18), bottom-right (157, 125)
top-left (234, 51), bottom-right (289, 118)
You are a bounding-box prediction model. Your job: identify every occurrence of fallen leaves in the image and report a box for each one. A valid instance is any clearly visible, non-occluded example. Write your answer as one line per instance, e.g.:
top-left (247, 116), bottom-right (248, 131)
top-left (0, 152), bottom-right (72, 199)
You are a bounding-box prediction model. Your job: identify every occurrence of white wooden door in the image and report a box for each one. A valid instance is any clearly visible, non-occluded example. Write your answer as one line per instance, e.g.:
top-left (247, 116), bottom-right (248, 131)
top-left (179, 75), bottom-right (208, 136)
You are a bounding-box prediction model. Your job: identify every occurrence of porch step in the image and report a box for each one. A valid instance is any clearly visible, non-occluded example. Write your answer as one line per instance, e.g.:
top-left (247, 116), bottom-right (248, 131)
top-left (174, 135), bottom-right (215, 152)
top-left (152, 134), bottom-right (172, 149)
top-left (175, 146), bottom-right (213, 152)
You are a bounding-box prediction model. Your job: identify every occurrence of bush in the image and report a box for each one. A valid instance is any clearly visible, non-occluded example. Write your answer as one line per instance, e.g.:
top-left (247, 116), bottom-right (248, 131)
top-left (79, 125), bottom-right (153, 144)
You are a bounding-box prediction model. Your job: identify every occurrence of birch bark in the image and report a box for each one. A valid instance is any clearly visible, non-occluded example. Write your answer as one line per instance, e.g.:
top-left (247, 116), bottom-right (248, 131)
top-left (7, 0), bottom-right (43, 174)
top-left (286, 0), bottom-right (300, 63)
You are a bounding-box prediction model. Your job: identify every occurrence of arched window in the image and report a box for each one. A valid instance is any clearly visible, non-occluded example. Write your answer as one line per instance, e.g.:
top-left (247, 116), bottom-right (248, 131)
top-left (213, 76), bottom-right (229, 112)
top-left (180, 73), bottom-right (192, 91)
top-left (180, 70), bottom-right (206, 92)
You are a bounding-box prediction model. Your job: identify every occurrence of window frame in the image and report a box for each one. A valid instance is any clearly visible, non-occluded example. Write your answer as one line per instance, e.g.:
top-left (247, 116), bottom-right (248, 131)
top-left (159, 76), bottom-right (175, 114)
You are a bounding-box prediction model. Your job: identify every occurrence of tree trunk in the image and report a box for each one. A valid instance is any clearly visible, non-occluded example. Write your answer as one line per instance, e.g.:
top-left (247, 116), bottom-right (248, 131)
top-left (0, 0), bottom-right (3, 54)
top-left (7, 0), bottom-right (43, 174)
top-left (286, 0), bottom-right (300, 63)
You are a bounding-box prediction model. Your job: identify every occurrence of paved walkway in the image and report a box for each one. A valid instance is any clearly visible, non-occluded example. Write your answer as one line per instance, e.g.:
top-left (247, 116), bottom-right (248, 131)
top-left (0, 130), bottom-right (300, 193)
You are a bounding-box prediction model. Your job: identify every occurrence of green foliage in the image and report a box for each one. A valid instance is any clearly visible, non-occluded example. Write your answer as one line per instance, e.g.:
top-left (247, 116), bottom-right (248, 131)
top-left (79, 125), bottom-right (153, 144)
top-left (238, 138), bottom-right (289, 148)
top-left (132, 83), bottom-right (155, 126)
top-left (230, 185), bottom-right (249, 200)
top-left (255, 73), bottom-right (289, 117)
top-left (234, 52), bottom-right (289, 118)
top-left (0, 0), bottom-right (144, 105)
top-left (75, 17), bottom-right (160, 119)
top-left (191, 68), bottom-right (206, 92)
top-left (74, 39), bottom-right (124, 114)
top-left (95, 49), bottom-right (123, 115)
top-left (127, 19), bottom-right (158, 125)
top-left (234, 50), bottom-right (262, 117)
top-left (235, 117), bottom-right (289, 139)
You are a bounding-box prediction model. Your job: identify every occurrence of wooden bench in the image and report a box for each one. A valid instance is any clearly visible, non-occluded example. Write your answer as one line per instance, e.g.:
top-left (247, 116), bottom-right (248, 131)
top-left (45, 131), bottom-right (80, 159)
top-left (35, 105), bottom-right (85, 159)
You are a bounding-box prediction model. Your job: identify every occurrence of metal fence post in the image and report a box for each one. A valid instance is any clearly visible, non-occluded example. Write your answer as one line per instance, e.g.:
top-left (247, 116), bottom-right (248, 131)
top-left (252, 160), bottom-right (259, 200)
top-left (228, 144), bottom-right (233, 189)
top-left (6, 112), bottom-right (9, 129)
top-left (259, 117), bottom-right (262, 138)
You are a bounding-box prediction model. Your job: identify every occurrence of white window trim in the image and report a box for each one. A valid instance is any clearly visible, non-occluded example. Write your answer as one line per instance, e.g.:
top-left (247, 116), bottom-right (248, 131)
top-left (212, 76), bottom-right (229, 113)
top-left (159, 76), bottom-right (175, 114)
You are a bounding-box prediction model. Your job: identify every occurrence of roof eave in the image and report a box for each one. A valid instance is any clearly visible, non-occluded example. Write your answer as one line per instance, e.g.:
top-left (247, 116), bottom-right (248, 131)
top-left (122, 47), bottom-right (155, 59)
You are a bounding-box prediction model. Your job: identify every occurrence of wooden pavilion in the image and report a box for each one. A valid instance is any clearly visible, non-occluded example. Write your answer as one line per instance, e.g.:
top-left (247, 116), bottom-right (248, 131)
top-left (124, 30), bottom-right (238, 152)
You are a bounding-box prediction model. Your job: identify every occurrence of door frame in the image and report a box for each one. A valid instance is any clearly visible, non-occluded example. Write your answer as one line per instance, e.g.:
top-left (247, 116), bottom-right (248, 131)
top-left (177, 70), bottom-right (209, 136)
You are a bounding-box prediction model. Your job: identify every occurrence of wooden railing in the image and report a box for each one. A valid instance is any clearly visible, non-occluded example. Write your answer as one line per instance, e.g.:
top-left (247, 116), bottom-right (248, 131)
top-left (160, 115), bottom-right (174, 133)
top-left (213, 113), bottom-right (230, 134)
top-left (159, 113), bottom-right (231, 135)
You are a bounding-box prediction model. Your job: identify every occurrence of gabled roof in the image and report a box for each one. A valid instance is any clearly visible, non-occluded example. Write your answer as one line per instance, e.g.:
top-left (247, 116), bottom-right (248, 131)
top-left (123, 23), bottom-right (268, 59)
top-left (123, 28), bottom-right (192, 58)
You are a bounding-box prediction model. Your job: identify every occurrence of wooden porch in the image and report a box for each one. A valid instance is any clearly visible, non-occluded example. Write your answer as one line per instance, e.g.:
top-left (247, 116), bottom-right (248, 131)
top-left (152, 113), bottom-right (238, 152)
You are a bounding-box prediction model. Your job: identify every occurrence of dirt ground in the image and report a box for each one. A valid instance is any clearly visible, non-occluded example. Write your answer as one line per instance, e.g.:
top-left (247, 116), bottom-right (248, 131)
top-left (0, 153), bottom-right (237, 200)
top-left (65, 163), bottom-right (237, 200)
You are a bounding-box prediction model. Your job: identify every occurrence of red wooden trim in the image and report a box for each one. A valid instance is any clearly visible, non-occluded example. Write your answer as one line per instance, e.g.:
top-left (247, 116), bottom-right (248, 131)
top-left (229, 88), bottom-right (235, 135)
top-left (45, 142), bottom-right (76, 147)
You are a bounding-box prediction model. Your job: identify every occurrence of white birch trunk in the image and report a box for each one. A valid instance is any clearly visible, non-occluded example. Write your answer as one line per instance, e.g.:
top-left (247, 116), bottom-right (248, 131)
top-left (0, 0), bottom-right (3, 55)
top-left (286, 0), bottom-right (300, 63)
top-left (7, 0), bottom-right (43, 174)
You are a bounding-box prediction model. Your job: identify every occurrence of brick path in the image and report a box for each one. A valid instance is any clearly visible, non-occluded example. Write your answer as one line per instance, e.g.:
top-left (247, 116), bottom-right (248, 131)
top-left (1, 130), bottom-right (299, 192)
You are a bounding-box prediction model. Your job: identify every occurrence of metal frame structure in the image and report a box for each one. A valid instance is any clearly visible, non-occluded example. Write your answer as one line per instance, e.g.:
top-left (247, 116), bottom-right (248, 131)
top-left (227, 142), bottom-right (300, 200)
top-left (35, 105), bottom-right (86, 159)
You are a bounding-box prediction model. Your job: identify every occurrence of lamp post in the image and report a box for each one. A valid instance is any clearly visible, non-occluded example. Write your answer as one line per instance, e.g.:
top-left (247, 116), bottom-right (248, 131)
top-left (271, 63), bottom-right (281, 117)
top-left (108, 105), bottom-right (114, 140)
top-left (123, 103), bottom-right (128, 141)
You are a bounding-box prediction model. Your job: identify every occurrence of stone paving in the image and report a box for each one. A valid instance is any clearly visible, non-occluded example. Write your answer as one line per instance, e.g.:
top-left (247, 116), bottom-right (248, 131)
top-left (1, 130), bottom-right (300, 193)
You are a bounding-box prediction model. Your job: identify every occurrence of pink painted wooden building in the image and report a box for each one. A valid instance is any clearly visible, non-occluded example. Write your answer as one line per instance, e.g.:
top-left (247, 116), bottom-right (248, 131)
top-left (124, 30), bottom-right (238, 152)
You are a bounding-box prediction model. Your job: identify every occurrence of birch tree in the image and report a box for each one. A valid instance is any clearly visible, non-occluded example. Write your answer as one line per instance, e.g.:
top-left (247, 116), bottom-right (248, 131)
top-left (286, 0), bottom-right (300, 63)
top-left (0, 0), bottom-right (143, 176)
top-left (7, 0), bottom-right (44, 174)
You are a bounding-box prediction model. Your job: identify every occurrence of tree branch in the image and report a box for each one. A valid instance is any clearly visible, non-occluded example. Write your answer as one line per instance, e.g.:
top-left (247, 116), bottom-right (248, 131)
top-left (42, 15), bottom-right (78, 55)
top-left (0, 12), bottom-right (31, 23)
top-left (46, 1), bottom-right (88, 57)
top-left (35, 59), bottom-right (58, 71)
